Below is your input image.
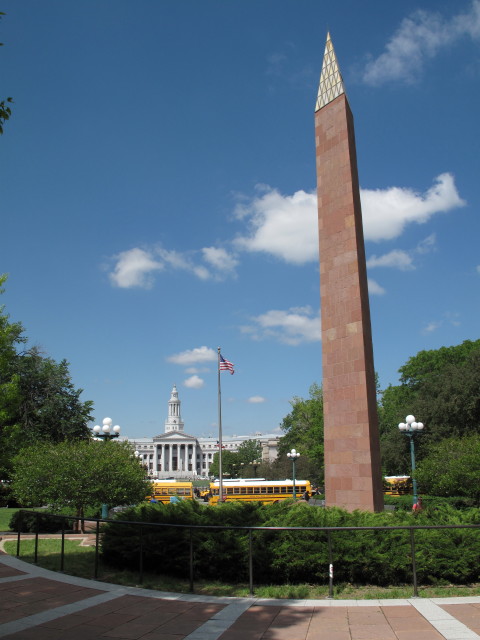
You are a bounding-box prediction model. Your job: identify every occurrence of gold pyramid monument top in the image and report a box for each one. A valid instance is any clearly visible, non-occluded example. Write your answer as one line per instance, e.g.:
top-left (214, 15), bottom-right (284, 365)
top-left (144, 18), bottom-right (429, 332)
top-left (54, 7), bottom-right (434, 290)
top-left (315, 32), bottom-right (345, 112)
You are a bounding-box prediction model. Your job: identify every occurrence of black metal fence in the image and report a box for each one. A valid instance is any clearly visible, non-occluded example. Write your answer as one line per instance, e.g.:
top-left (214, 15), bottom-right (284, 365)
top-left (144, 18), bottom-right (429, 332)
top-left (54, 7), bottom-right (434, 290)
top-left (13, 510), bottom-right (480, 598)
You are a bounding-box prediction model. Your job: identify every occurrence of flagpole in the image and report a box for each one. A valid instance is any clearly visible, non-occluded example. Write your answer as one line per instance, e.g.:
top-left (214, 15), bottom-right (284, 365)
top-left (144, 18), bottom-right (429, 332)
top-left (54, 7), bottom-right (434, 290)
top-left (217, 347), bottom-right (223, 503)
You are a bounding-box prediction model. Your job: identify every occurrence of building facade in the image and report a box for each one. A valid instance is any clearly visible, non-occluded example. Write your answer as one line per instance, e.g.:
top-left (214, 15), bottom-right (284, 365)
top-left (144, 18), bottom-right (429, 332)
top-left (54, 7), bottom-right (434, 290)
top-left (123, 384), bottom-right (280, 479)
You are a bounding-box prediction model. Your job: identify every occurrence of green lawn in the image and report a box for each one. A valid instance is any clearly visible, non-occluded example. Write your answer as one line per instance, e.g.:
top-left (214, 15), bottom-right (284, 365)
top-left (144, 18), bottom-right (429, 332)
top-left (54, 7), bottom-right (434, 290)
top-left (0, 507), bottom-right (45, 532)
top-left (0, 507), bottom-right (22, 531)
top-left (4, 538), bottom-right (480, 600)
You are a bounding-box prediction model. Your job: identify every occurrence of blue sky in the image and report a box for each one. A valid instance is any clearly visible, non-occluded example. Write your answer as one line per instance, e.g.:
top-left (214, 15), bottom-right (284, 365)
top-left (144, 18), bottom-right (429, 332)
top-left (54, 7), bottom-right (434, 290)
top-left (1, 1), bottom-right (479, 439)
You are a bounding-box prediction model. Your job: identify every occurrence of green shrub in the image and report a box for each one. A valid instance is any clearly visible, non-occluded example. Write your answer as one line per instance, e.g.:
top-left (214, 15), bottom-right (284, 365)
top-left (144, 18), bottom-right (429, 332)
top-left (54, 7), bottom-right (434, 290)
top-left (9, 510), bottom-right (73, 533)
top-left (384, 495), bottom-right (478, 511)
top-left (100, 501), bottom-right (480, 586)
top-left (0, 483), bottom-right (19, 508)
top-left (101, 500), bottom-right (266, 582)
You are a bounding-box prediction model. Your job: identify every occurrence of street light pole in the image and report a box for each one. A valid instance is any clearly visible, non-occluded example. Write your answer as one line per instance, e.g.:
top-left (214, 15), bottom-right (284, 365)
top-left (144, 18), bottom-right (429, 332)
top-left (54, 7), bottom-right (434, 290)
top-left (398, 414), bottom-right (424, 506)
top-left (287, 448), bottom-right (300, 500)
top-left (92, 417), bottom-right (121, 518)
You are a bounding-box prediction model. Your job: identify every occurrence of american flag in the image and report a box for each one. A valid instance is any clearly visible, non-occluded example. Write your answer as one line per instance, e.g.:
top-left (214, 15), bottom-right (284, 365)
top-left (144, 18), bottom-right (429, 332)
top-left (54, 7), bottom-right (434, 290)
top-left (219, 354), bottom-right (234, 375)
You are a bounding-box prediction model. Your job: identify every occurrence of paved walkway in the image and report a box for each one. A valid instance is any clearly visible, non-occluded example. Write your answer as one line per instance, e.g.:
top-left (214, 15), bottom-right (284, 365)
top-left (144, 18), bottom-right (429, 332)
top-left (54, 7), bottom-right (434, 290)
top-left (0, 549), bottom-right (480, 639)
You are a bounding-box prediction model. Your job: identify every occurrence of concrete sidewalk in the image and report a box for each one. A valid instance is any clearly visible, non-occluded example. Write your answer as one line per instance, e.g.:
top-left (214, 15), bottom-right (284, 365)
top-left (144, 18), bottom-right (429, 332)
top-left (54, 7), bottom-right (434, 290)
top-left (0, 551), bottom-right (480, 639)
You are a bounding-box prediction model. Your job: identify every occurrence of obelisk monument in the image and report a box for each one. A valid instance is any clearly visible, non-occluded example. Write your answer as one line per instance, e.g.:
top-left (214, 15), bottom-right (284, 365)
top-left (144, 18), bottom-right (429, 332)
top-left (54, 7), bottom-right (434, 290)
top-left (315, 33), bottom-right (383, 512)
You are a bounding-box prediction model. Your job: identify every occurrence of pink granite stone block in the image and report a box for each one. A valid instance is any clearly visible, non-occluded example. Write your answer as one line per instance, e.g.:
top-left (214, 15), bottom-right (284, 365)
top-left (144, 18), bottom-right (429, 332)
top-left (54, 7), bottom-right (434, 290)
top-left (316, 53), bottom-right (383, 513)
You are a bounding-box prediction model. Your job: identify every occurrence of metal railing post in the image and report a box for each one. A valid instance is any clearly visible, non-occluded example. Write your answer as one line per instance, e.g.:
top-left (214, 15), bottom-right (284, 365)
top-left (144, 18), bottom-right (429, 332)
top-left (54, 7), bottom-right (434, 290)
top-left (94, 519), bottom-right (100, 579)
top-left (16, 511), bottom-right (22, 557)
top-left (189, 528), bottom-right (194, 593)
top-left (409, 528), bottom-right (418, 597)
top-left (138, 524), bottom-right (144, 584)
top-left (327, 530), bottom-right (334, 599)
top-left (249, 529), bottom-right (254, 596)
top-left (60, 518), bottom-right (66, 572)
top-left (34, 511), bottom-right (39, 564)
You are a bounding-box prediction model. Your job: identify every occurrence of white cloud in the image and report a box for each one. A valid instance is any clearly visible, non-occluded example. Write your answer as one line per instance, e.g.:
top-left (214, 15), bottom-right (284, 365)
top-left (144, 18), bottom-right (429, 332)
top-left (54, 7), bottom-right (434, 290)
top-left (202, 247), bottom-right (238, 276)
top-left (445, 312), bottom-right (461, 327)
top-left (185, 367), bottom-right (210, 374)
top-left (156, 248), bottom-right (190, 271)
top-left (422, 312), bottom-right (461, 334)
top-left (241, 306), bottom-right (321, 345)
top-left (266, 52), bottom-right (287, 77)
top-left (193, 265), bottom-right (211, 281)
top-left (107, 243), bottom-right (239, 288)
top-left (367, 236), bottom-right (437, 274)
top-left (109, 248), bottom-right (163, 289)
top-left (248, 396), bottom-right (266, 404)
top-left (234, 187), bottom-right (319, 264)
top-left (233, 175), bottom-right (465, 266)
top-left (362, 1), bottom-right (480, 85)
top-left (107, 176), bottom-right (464, 289)
top-left (415, 234), bottom-right (437, 255)
top-left (367, 249), bottom-right (414, 271)
top-left (361, 174), bottom-right (466, 242)
top-left (368, 279), bottom-right (386, 296)
top-left (183, 375), bottom-right (205, 389)
top-left (422, 321), bottom-right (441, 334)
top-left (167, 346), bottom-right (217, 366)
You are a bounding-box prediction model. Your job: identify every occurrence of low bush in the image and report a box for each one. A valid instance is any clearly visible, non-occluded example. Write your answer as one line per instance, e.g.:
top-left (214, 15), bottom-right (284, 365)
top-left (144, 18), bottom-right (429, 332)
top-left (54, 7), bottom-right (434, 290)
top-left (384, 495), bottom-right (478, 511)
top-left (99, 500), bottom-right (480, 587)
top-left (0, 483), bottom-right (19, 508)
top-left (9, 510), bottom-right (73, 533)
top-left (101, 500), bottom-right (265, 582)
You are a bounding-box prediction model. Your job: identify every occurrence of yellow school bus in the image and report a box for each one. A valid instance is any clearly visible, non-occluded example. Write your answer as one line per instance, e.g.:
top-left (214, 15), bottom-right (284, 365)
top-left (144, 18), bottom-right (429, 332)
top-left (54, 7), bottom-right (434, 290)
top-left (148, 480), bottom-right (194, 504)
top-left (208, 479), bottom-right (312, 505)
top-left (383, 476), bottom-right (412, 496)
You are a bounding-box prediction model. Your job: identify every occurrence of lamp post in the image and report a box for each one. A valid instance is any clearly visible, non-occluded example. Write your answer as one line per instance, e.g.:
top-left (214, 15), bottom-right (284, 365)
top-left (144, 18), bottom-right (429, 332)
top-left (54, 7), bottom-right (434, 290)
top-left (232, 462), bottom-right (244, 478)
top-left (398, 414), bottom-right (424, 506)
top-left (287, 448), bottom-right (300, 500)
top-left (92, 417), bottom-right (121, 518)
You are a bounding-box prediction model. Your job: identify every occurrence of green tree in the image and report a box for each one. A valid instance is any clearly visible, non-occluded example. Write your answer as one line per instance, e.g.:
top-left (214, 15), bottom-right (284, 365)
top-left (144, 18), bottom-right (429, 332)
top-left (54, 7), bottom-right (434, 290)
top-left (266, 454), bottom-right (322, 486)
top-left (14, 346), bottom-right (93, 442)
top-left (0, 275), bottom-right (25, 479)
top-left (0, 13), bottom-right (13, 135)
top-left (278, 383), bottom-right (324, 475)
top-left (208, 450), bottom-right (238, 478)
top-left (378, 383), bottom-right (414, 474)
top-left (379, 339), bottom-right (480, 473)
top-left (415, 435), bottom-right (480, 502)
top-left (411, 348), bottom-right (480, 456)
top-left (11, 440), bottom-right (151, 524)
top-left (0, 277), bottom-right (94, 481)
top-left (398, 339), bottom-right (480, 388)
top-left (236, 439), bottom-right (262, 464)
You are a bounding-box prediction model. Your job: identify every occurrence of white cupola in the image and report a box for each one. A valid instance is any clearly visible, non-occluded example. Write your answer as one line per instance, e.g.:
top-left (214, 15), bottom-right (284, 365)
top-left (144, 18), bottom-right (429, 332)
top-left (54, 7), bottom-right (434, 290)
top-left (164, 384), bottom-right (185, 433)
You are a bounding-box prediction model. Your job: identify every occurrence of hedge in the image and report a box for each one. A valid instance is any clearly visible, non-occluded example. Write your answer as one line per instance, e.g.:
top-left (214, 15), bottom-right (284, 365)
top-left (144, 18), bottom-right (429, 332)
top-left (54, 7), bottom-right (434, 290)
top-left (100, 500), bottom-right (480, 586)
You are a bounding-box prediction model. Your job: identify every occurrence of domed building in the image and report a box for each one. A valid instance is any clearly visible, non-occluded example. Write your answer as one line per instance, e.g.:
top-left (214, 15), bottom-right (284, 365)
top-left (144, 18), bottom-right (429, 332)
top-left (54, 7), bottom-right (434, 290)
top-left (124, 384), bottom-right (280, 479)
